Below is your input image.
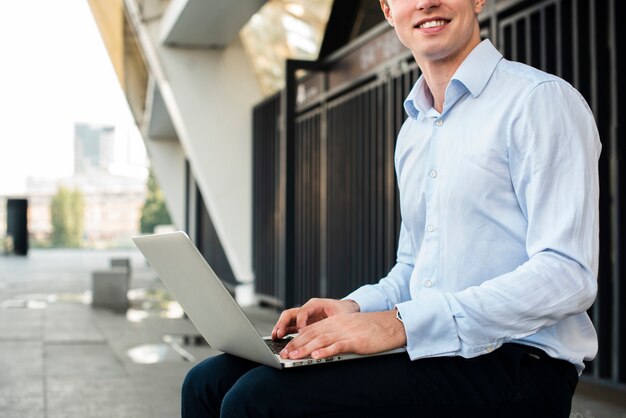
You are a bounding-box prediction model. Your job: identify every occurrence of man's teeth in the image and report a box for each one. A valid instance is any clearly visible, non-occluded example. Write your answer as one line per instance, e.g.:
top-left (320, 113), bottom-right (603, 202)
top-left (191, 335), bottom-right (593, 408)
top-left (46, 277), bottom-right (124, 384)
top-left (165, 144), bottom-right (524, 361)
top-left (419, 20), bottom-right (447, 29)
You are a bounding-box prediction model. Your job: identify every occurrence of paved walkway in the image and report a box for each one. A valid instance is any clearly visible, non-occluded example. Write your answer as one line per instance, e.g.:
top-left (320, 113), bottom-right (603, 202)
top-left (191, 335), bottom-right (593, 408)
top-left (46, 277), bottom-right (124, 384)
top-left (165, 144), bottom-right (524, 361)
top-left (0, 249), bottom-right (624, 417)
top-left (0, 249), bottom-right (277, 418)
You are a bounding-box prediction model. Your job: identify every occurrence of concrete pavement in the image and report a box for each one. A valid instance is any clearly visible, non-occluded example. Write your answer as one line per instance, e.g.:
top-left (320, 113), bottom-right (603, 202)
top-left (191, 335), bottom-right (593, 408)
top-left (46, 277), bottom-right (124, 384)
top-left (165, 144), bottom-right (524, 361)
top-left (0, 248), bottom-right (276, 418)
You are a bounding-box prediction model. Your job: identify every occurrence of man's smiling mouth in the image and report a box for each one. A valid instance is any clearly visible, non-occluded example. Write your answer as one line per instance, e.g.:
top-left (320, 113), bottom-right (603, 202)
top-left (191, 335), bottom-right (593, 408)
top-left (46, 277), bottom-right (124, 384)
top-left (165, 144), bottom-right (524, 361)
top-left (416, 19), bottom-right (451, 29)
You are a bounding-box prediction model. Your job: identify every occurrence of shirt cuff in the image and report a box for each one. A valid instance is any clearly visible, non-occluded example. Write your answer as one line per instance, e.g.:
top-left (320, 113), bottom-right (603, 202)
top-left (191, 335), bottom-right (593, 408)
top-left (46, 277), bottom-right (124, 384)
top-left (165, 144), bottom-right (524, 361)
top-left (396, 289), bottom-right (460, 359)
top-left (343, 286), bottom-right (392, 313)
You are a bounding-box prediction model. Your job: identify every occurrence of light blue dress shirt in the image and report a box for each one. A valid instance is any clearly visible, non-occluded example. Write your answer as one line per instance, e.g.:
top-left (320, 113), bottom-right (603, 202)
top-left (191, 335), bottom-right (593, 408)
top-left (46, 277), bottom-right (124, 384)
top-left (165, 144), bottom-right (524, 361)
top-left (345, 39), bottom-right (601, 372)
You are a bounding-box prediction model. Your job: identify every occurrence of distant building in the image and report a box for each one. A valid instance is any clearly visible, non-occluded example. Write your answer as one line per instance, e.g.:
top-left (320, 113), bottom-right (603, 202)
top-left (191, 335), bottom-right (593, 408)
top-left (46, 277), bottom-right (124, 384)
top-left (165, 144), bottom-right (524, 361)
top-left (26, 173), bottom-right (146, 248)
top-left (22, 122), bottom-right (149, 248)
top-left (74, 123), bottom-right (116, 174)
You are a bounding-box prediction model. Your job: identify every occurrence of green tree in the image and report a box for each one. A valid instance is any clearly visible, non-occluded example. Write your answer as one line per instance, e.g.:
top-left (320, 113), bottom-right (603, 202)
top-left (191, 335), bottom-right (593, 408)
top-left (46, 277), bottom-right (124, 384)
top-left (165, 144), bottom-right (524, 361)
top-left (140, 170), bottom-right (172, 233)
top-left (50, 186), bottom-right (85, 247)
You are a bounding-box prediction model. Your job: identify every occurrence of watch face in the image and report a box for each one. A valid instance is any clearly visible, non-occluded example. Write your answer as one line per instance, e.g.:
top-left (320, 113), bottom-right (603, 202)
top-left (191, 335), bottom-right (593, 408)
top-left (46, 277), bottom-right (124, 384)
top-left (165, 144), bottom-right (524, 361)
top-left (395, 308), bottom-right (403, 323)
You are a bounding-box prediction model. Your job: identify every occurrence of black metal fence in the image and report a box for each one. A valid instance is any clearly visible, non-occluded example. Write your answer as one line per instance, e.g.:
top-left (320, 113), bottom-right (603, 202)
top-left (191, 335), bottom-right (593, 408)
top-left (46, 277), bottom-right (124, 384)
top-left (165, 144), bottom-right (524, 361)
top-left (252, 0), bottom-right (624, 388)
top-left (252, 94), bottom-right (283, 304)
top-left (324, 80), bottom-right (408, 300)
top-left (293, 108), bottom-right (322, 304)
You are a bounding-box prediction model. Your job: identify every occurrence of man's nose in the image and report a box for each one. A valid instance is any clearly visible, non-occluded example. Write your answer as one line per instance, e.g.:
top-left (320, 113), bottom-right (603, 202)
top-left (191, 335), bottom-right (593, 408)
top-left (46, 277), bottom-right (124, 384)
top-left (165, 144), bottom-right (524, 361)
top-left (414, 0), bottom-right (442, 11)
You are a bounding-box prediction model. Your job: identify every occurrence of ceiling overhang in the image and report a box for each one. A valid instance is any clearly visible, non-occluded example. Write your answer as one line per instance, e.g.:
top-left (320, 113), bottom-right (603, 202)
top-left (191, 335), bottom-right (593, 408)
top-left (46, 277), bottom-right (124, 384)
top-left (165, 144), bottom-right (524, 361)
top-left (160, 0), bottom-right (266, 48)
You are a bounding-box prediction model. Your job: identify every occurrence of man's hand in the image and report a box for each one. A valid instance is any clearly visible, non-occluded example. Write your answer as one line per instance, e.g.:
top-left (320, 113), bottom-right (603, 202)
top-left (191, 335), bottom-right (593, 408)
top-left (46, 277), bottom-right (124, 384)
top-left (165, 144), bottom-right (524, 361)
top-left (271, 298), bottom-right (360, 340)
top-left (279, 310), bottom-right (407, 360)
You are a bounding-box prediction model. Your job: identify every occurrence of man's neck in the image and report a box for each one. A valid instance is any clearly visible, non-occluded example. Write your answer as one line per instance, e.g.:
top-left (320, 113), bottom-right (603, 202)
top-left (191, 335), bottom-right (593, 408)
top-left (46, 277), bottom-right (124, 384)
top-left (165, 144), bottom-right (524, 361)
top-left (420, 62), bottom-right (455, 114)
top-left (416, 40), bottom-right (481, 114)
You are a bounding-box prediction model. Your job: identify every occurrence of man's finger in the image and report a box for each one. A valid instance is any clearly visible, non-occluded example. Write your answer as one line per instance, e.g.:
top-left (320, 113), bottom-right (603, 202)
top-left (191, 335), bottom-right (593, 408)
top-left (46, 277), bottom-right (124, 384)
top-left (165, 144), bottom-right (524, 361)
top-left (295, 307), bottom-right (315, 332)
top-left (287, 334), bottom-right (344, 360)
top-left (279, 324), bottom-right (320, 358)
top-left (282, 327), bottom-right (338, 359)
top-left (273, 308), bottom-right (298, 339)
top-left (310, 341), bottom-right (348, 359)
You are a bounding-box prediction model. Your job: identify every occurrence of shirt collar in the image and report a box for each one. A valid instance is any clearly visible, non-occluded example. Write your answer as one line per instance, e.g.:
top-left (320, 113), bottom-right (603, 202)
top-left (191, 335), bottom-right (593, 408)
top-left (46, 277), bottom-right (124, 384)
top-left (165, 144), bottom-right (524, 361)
top-left (404, 39), bottom-right (503, 119)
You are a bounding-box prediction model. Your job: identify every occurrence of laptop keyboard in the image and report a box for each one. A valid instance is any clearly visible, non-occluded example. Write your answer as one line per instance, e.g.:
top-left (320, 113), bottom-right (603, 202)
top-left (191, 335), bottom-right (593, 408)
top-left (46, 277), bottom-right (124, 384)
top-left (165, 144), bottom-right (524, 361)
top-left (265, 337), bottom-right (293, 354)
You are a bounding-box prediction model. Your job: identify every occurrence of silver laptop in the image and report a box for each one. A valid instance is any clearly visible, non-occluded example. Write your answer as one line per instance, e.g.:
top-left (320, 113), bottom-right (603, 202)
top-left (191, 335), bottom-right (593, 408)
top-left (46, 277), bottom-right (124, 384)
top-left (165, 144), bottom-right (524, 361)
top-left (133, 231), bottom-right (405, 369)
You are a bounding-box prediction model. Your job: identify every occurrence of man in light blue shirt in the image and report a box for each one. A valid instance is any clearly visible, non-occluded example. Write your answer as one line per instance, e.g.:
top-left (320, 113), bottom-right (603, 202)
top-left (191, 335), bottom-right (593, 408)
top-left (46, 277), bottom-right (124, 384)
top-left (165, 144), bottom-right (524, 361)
top-left (342, 35), bottom-right (601, 369)
top-left (182, 0), bottom-right (600, 416)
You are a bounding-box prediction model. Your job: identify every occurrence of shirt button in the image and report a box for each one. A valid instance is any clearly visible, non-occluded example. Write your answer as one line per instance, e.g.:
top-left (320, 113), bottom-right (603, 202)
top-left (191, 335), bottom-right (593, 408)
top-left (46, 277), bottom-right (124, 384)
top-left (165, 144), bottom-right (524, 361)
top-left (436, 119), bottom-right (443, 126)
top-left (427, 224), bottom-right (434, 232)
top-left (486, 346), bottom-right (494, 353)
top-left (424, 280), bottom-right (432, 288)
top-left (430, 170), bottom-right (437, 178)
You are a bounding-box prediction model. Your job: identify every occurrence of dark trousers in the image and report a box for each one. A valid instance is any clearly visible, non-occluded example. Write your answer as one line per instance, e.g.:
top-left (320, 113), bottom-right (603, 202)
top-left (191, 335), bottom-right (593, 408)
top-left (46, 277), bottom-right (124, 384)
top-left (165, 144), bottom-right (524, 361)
top-left (181, 344), bottom-right (578, 418)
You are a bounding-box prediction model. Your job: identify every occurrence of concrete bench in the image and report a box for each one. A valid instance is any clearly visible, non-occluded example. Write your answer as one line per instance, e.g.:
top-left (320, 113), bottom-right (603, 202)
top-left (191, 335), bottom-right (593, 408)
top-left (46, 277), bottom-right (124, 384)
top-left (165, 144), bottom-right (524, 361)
top-left (92, 262), bottom-right (131, 312)
top-left (110, 257), bottom-right (131, 276)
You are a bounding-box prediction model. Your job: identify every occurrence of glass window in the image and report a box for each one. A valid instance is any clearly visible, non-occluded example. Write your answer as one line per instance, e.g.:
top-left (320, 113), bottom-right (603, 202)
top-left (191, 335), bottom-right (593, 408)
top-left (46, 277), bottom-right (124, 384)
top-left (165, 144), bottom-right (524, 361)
top-left (240, 0), bottom-right (333, 96)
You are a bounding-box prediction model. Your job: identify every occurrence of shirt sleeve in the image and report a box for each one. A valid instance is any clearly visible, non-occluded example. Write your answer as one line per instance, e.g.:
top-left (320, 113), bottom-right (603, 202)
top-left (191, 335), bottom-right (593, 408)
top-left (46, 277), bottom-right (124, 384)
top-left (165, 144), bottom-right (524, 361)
top-left (396, 80), bottom-right (601, 360)
top-left (344, 220), bottom-right (414, 312)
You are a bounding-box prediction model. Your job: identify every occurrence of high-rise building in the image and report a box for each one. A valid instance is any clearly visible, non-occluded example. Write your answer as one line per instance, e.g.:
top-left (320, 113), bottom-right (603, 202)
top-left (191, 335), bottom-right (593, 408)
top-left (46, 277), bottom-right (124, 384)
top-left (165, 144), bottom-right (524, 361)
top-left (74, 123), bottom-right (115, 174)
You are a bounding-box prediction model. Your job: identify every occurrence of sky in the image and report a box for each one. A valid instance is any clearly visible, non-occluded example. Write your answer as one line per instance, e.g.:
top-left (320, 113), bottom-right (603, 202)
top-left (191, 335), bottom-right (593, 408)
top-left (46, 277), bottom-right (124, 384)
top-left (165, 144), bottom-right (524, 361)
top-left (0, 0), bottom-right (145, 195)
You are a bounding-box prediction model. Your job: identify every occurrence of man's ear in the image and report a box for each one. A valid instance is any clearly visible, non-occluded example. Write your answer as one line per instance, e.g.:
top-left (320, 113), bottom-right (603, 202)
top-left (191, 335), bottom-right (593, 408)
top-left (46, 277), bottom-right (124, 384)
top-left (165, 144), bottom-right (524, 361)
top-left (380, 0), bottom-right (394, 27)
top-left (474, 0), bottom-right (487, 14)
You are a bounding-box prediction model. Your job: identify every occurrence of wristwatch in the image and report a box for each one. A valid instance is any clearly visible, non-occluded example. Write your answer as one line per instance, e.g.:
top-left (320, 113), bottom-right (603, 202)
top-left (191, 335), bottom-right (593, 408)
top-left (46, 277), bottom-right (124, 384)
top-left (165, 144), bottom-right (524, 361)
top-left (395, 307), bottom-right (403, 323)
